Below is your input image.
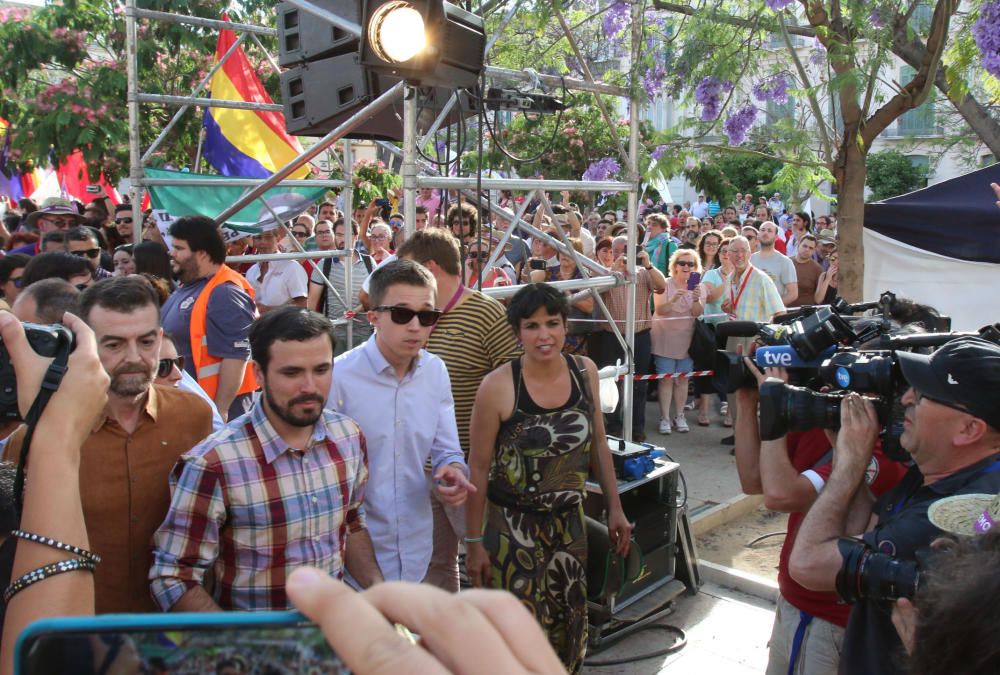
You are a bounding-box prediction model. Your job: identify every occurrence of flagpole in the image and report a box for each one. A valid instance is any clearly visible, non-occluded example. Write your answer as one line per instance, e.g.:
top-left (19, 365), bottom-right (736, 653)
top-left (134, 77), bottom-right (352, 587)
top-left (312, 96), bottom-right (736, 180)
top-left (193, 127), bottom-right (205, 174)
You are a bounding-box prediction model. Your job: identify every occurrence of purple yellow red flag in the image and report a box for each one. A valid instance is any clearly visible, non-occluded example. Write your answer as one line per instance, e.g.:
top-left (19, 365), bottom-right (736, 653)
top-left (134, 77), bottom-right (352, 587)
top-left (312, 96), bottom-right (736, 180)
top-left (202, 16), bottom-right (308, 178)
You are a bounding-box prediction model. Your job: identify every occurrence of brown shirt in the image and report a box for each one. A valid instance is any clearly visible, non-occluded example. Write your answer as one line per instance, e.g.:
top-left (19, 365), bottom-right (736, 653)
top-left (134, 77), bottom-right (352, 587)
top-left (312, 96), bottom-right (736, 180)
top-left (791, 258), bottom-right (823, 307)
top-left (4, 384), bottom-right (214, 613)
top-left (600, 268), bottom-right (655, 333)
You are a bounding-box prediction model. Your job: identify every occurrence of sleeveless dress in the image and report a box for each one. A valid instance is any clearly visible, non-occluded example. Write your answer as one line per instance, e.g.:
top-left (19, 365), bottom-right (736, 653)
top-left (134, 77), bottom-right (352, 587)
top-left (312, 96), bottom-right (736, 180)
top-left (484, 354), bottom-right (592, 673)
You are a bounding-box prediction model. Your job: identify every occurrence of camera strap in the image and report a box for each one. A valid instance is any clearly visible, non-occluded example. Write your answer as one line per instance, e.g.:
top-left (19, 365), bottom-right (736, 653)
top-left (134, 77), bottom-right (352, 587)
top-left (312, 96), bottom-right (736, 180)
top-left (12, 349), bottom-right (72, 518)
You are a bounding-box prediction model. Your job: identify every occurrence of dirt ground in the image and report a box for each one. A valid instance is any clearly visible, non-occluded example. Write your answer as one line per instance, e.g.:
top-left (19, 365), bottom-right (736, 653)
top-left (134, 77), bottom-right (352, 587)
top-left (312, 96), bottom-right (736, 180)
top-left (696, 505), bottom-right (789, 580)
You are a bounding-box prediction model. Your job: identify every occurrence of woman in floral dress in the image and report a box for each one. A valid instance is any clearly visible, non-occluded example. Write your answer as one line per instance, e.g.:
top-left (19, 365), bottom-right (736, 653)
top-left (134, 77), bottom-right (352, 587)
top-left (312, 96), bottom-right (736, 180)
top-left (465, 283), bottom-right (632, 673)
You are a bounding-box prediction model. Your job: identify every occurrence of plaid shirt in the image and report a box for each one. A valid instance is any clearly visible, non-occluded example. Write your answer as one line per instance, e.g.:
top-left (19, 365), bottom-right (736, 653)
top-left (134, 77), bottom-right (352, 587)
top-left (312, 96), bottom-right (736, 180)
top-left (150, 400), bottom-right (369, 611)
top-left (729, 265), bottom-right (785, 323)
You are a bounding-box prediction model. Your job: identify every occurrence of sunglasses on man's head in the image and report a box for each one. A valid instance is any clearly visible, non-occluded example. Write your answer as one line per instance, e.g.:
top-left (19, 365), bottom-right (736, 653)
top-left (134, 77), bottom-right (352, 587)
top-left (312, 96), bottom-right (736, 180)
top-left (72, 248), bottom-right (102, 259)
top-left (157, 356), bottom-right (185, 379)
top-left (373, 305), bottom-right (442, 327)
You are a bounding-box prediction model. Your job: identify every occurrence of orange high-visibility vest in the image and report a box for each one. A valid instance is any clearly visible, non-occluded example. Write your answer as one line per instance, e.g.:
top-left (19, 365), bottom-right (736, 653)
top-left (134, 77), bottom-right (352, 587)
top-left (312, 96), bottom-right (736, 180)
top-left (190, 265), bottom-right (258, 399)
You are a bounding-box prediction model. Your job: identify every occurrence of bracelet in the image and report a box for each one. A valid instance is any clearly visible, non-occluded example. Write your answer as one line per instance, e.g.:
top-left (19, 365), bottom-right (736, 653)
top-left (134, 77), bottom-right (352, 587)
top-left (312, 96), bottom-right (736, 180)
top-left (464, 536), bottom-right (484, 543)
top-left (3, 557), bottom-right (97, 603)
top-left (11, 530), bottom-right (101, 564)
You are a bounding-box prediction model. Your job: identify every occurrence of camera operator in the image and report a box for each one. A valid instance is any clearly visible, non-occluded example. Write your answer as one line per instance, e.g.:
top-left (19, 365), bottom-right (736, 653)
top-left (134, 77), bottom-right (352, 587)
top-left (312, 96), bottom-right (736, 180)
top-left (789, 336), bottom-right (1000, 674)
top-left (734, 355), bottom-right (906, 675)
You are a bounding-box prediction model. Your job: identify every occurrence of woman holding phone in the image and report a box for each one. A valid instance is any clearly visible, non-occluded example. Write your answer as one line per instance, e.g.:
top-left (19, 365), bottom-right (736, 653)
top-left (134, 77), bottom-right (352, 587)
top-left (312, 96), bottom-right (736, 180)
top-left (651, 249), bottom-right (705, 435)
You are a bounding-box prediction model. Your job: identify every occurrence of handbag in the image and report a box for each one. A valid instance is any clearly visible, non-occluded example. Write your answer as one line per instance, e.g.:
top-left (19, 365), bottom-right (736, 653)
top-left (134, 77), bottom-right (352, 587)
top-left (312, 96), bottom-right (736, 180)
top-left (688, 318), bottom-right (716, 369)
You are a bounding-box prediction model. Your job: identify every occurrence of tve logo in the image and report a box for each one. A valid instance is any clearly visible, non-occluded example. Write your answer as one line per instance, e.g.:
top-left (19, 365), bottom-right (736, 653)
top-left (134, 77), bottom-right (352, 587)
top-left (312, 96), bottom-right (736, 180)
top-left (760, 349), bottom-right (793, 366)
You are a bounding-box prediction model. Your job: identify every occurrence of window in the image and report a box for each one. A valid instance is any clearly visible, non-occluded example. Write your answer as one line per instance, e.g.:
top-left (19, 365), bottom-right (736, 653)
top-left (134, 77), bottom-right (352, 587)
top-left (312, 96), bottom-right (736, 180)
top-left (908, 155), bottom-right (930, 188)
top-left (911, 2), bottom-right (933, 30)
top-left (766, 96), bottom-right (796, 124)
top-left (897, 66), bottom-right (936, 135)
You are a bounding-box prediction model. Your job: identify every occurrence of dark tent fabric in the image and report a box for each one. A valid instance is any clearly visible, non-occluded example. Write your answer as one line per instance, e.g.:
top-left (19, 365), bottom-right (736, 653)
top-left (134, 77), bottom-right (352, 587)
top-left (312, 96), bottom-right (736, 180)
top-left (864, 164), bottom-right (1000, 264)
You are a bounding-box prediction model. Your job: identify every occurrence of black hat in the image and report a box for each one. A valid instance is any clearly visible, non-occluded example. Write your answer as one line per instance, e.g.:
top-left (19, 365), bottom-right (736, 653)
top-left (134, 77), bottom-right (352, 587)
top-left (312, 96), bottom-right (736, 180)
top-left (897, 336), bottom-right (1000, 430)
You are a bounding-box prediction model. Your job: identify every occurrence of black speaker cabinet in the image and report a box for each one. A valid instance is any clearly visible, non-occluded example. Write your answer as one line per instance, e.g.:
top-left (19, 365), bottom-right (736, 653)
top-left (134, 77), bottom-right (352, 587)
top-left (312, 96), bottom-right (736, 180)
top-left (277, 0), bottom-right (361, 67)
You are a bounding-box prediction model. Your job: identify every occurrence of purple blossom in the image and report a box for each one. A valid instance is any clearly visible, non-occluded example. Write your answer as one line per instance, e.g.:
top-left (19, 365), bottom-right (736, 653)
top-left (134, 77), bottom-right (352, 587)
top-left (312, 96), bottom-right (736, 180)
top-left (435, 140), bottom-right (447, 154)
top-left (603, 0), bottom-right (629, 39)
top-left (694, 76), bottom-right (733, 121)
top-left (809, 39), bottom-right (827, 67)
top-left (974, 0), bottom-right (1000, 79)
top-left (723, 104), bottom-right (757, 146)
top-left (651, 145), bottom-right (668, 161)
top-left (583, 157), bottom-right (621, 182)
top-left (869, 9), bottom-right (884, 29)
top-left (752, 73), bottom-right (789, 104)
top-left (765, 0), bottom-right (794, 10)
top-left (642, 61), bottom-right (667, 99)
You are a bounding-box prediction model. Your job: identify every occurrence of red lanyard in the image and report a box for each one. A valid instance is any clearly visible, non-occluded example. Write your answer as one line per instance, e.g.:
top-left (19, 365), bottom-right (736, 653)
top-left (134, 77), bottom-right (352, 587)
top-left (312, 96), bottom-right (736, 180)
top-left (430, 284), bottom-right (465, 335)
top-left (730, 265), bottom-right (753, 312)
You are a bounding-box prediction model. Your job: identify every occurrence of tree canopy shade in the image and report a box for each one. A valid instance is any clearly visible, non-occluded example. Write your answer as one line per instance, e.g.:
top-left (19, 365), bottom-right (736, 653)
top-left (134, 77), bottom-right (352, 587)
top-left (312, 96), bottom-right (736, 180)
top-left (865, 150), bottom-right (929, 201)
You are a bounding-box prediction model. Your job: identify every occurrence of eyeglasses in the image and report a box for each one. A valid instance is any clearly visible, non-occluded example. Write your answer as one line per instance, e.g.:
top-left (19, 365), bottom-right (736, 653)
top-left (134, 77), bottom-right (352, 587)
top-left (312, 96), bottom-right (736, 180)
top-left (373, 305), bottom-right (442, 327)
top-left (467, 251), bottom-right (489, 260)
top-left (115, 217), bottom-right (133, 225)
top-left (675, 260), bottom-right (697, 268)
top-left (370, 233), bottom-right (389, 241)
top-left (157, 356), bottom-right (185, 379)
top-left (292, 230), bottom-right (309, 238)
top-left (316, 229), bottom-right (333, 235)
top-left (41, 216), bottom-right (76, 228)
top-left (912, 388), bottom-right (971, 416)
top-left (71, 248), bottom-right (102, 259)
top-left (705, 241), bottom-right (720, 248)
top-left (10, 276), bottom-right (24, 289)
top-left (389, 220), bottom-right (404, 228)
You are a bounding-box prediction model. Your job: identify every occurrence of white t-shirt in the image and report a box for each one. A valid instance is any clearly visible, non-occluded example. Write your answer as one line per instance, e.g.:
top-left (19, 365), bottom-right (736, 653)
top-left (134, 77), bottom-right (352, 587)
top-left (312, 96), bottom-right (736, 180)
top-left (246, 259), bottom-right (309, 308)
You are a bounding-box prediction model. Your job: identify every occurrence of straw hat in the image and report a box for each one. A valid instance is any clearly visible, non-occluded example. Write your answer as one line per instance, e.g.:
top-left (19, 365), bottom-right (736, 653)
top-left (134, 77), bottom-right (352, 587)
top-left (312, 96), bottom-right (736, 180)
top-left (927, 493), bottom-right (1000, 536)
top-left (26, 197), bottom-right (84, 227)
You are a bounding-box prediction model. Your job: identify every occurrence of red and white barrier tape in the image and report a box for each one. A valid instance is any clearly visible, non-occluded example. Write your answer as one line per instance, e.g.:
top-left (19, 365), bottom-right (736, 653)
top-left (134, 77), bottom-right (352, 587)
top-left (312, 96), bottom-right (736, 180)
top-left (619, 370), bottom-right (714, 381)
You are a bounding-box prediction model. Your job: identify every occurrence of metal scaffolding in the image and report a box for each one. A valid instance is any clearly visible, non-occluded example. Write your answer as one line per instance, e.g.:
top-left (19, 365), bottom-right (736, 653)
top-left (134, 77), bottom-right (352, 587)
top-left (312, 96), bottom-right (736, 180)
top-left (124, 0), bottom-right (646, 440)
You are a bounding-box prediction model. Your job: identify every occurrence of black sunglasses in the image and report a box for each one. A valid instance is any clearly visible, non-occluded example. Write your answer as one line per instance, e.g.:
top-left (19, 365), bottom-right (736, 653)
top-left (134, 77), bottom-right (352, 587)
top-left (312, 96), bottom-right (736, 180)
top-left (157, 356), bottom-right (184, 378)
top-left (115, 217), bottom-right (133, 225)
top-left (373, 305), bottom-right (442, 327)
top-left (11, 276), bottom-right (24, 289)
top-left (71, 248), bottom-right (102, 259)
top-left (676, 260), bottom-right (697, 268)
top-left (292, 230), bottom-right (309, 238)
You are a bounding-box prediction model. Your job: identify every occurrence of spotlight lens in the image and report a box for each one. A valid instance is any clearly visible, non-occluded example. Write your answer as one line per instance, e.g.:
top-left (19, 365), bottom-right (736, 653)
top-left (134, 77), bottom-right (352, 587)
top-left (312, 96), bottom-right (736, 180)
top-left (370, 2), bottom-right (427, 64)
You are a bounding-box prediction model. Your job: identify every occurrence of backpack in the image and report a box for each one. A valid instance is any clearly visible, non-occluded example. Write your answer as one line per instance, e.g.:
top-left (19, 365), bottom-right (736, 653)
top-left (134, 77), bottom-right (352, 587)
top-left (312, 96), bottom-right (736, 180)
top-left (318, 253), bottom-right (373, 317)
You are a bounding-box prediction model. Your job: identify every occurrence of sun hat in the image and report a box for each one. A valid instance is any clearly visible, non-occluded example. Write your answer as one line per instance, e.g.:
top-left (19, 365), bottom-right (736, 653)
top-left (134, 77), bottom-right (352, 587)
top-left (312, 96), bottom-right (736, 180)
top-left (26, 197), bottom-right (84, 228)
top-left (928, 493), bottom-right (1000, 535)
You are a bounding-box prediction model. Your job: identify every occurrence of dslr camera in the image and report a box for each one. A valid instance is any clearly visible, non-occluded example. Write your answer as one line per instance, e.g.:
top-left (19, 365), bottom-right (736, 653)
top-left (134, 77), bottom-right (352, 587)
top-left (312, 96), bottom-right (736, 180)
top-left (0, 323), bottom-right (75, 420)
top-left (835, 537), bottom-right (925, 602)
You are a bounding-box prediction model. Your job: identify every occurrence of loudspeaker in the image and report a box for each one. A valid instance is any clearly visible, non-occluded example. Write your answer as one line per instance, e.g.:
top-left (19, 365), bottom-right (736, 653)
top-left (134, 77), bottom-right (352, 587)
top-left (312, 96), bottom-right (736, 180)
top-left (277, 0), bottom-right (361, 67)
top-left (281, 53), bottom-right (480, 139)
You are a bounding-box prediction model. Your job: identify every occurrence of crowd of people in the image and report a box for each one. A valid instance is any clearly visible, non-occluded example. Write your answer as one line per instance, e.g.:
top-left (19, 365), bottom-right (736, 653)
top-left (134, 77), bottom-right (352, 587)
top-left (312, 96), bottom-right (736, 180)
top-left (0, 183), bottom-right (997, 675)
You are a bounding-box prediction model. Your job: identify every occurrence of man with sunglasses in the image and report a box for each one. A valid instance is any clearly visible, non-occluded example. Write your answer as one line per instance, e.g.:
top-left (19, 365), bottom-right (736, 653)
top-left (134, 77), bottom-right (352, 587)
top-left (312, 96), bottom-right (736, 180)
top-left (2, 277), bottom-right (215, 614)
top-left (65, 226), bottom-right (113, 279)
top-left (330, 259), bottom-right (472, 583)
top-left (790, 337), bottom-right (1000, 675)
top-left (10, 197), bottom-right (83, 256)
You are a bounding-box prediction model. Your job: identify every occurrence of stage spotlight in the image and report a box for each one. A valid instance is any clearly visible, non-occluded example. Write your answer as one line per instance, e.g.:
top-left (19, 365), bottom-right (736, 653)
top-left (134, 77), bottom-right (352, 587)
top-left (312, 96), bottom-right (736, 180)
top-left (360, 0), bottom-right (485, 89)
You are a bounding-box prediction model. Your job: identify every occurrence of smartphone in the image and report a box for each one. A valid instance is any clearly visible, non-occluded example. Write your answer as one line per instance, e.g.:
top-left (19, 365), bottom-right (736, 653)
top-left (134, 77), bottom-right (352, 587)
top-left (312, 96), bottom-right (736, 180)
top-left (16, 611), bottom-right (349, 675)
top-left (375, 198), bottom-right (391, 208)
top-left (687, 271), bottom-right (702, 290)
top-left (84, 185), bottom-right (102, 195)
top-left (529, 259), bottom-right (546, 271)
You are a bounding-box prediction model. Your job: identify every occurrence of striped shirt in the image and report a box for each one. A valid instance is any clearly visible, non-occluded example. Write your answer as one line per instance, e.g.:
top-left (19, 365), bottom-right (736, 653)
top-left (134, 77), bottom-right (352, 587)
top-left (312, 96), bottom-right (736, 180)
top-left (150, 401), bottom-right (369, 611)
top-left (426, 290), bottom-right (521, 454)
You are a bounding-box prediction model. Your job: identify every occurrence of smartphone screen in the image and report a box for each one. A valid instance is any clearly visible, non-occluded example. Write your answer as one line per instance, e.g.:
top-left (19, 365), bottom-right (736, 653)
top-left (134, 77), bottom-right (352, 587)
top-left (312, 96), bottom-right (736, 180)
top-left (18, 616), bottom-right (349, 674)
top-left (529, 259), bottom-right (546, 271)
top-left (687, 271), bottom-right (702, 290)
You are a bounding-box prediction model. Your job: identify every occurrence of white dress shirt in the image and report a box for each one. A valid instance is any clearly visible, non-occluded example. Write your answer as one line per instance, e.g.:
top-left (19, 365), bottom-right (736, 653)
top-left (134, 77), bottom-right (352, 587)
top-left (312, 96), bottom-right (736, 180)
top-left (329, 336), bottom-right (466, 581)
top-left (246, 259), bottom-right (308, 308)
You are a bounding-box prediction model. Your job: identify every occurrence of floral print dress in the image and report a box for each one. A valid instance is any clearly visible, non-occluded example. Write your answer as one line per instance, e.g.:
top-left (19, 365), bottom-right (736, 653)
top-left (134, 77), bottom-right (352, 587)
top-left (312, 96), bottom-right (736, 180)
top-left (484, 354), bottom-right (592, 673)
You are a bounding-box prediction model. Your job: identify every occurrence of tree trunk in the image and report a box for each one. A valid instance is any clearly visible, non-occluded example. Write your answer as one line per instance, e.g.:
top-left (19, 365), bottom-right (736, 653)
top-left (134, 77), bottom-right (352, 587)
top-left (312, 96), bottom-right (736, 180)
top-left (834, 141), bottom-right (868, 303)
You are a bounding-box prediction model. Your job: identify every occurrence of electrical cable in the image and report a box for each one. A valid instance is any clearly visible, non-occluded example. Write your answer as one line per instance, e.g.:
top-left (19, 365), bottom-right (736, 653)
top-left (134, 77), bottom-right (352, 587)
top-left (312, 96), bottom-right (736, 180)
top-left (656, 450), bottom-right (688, 510)
top-left (477, 76), bottom-right (571, 164)
top-left (583, 624), bottom-right (687, 666)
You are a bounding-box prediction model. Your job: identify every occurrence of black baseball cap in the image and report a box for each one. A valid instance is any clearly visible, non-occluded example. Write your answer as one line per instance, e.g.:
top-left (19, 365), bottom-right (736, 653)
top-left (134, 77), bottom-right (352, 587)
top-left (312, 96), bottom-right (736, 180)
top-left (897, 336), bottom-right (1000, 430)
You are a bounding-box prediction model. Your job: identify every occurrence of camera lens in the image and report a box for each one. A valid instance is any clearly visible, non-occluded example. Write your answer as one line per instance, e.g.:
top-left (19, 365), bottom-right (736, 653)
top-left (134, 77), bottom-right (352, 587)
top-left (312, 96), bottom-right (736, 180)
top-left (787, 307), bottom-right (856, 360)
top-left (836, 538), bottom-right (919, 603)
top-left (759, 380), bottom-right (843, 440)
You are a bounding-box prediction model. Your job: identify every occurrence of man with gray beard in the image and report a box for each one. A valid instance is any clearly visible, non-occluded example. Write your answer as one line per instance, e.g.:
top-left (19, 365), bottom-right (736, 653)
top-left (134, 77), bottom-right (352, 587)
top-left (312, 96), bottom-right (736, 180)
top-left (3, 276), bottom-right (214, 613)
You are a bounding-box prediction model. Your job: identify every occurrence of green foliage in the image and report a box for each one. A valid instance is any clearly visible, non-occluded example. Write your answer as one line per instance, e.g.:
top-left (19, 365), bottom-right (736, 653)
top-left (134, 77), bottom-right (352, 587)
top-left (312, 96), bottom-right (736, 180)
top-left (865, 150), bottom-right (928, 201)
top-left (683, 148), bottom-right (782, 204)
top-left (0, 0), bottom-right (279, 181)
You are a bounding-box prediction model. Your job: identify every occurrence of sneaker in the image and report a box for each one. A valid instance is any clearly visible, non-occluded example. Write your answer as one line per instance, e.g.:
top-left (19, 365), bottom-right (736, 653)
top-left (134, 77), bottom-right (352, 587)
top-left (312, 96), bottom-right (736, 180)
top-left (658, 418), bottom-right (672, 434)
top-left (674, 415), bottom-right (690, 433)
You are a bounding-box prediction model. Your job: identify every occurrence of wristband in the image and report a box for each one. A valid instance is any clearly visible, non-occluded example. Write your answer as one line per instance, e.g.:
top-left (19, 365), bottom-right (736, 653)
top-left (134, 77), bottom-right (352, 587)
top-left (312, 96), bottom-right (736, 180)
top-left (464, 536), bottom-right (484, 543)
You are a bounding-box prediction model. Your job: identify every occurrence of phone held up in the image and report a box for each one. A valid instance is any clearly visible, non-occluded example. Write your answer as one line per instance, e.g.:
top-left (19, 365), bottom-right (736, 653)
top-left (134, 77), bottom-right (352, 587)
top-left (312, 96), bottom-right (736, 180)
top-left (687, 271), bottom-right (702, 291)
top-left (15, 612), bottom-right (352, 675)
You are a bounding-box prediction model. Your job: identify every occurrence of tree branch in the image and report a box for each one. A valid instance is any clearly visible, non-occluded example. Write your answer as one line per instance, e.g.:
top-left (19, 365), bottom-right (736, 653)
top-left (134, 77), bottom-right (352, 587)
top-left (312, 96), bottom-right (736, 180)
top-left (651, 1), bottom-right (817, 37)
top-left (688, 143), bottom-right (826, 168)
top-left (779, 23), bottom-right (833, 162)
top-left (861, 0), bottom-right (958, 146)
